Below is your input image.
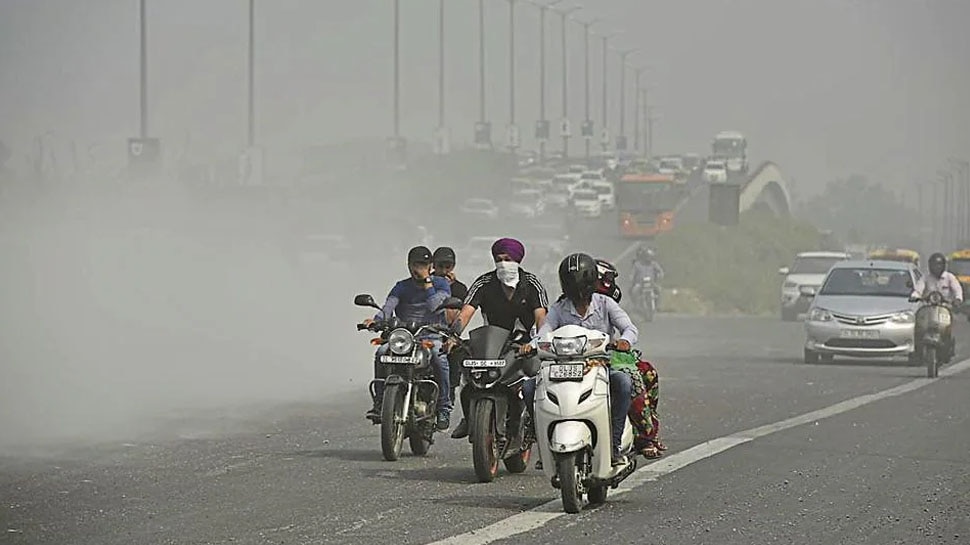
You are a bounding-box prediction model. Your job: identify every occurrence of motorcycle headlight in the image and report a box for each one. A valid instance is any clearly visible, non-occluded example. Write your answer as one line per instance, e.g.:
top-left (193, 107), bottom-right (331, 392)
top-left (552, 336), bottom-right (587, 356)
top-left (890, 310), bottom-right (915, 324)
top-left (808, 307), bottom-right (832, 322)
top-left (388, 329), bottom-right (414, 355)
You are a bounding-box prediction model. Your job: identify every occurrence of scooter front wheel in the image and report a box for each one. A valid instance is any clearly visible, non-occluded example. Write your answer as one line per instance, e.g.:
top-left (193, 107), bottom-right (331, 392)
top-left (555, 452), bottom-right (584, 514)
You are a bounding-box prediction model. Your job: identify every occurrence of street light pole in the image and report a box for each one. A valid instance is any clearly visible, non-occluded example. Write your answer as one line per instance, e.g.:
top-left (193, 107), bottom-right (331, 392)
top-left (598, 31), bottom-right (621, 152)
top-left (139, 0), bottom-right (148, 138)
top-left (949, 158), bottom-right (970, 245)
top-left (393, 0), bottom-right (400, 138)
top-left (615, 48), bottom-right (638, 151)
top-left (555, 6), bottom-right (580, 159)
top-left (576, 18), bottom-right (599, 163)
top-left (632, 67), bottom-right (642, 153)
top-left (247, 0), bottom-right (255, 147)
top-left (534, 0), bottom-right (562, 164)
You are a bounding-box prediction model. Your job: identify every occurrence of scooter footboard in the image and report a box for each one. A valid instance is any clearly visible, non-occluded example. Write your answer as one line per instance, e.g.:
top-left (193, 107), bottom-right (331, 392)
top-left (550, 420), bottom-right (593, 453)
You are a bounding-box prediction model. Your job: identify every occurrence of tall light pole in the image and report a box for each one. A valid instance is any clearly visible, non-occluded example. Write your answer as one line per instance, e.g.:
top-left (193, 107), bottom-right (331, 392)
top-left (615, 47), bottom-right (638, 152)
top-left (139, 0), bottom-right (148, 138)
top-left (949, 158), bottom-right (970, 245)
top-left (532, 0), bottom-right (563, 164)
top-left (247, 0), bottom-right (255, 147)
top-left (574, 17), bottom-right (599, 163)
top-left (598, 30), bottom-right (621, 153)
top-left (553, 5), bottom-right (581, 158)
top-left (506, 0), bottom-right (518, 151)
top-left (632, 66), bottom-right (647, 153)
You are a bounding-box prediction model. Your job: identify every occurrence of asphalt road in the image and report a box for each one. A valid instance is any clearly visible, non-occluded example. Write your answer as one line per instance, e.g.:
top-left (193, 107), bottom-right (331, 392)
top-left (3, 316), bottom-right (968, 545)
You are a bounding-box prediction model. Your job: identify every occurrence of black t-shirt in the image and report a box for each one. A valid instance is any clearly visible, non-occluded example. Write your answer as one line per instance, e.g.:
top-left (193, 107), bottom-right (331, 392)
top-left (463, 269), bottom-right (549, 331)
top-left (450, 278), bottom-right (469, 301)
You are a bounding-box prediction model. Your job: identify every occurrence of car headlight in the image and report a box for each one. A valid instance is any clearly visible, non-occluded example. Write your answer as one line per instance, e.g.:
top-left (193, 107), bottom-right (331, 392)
top-left (890, 310), bottom-right (915, 324)
top-left (388, 329), bottom-right (414, 355)
top-left (808, 308), bottom-right (832, 322)
top-left (552, 336), bottom-right (587, 356)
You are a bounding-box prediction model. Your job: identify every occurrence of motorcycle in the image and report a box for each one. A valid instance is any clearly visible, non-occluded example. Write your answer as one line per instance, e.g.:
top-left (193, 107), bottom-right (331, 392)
top-left (634, 276), bottom-right (658, 322)
top-left (354, 294), bottom-right (456, 461)
top-left (532, 324), bottom-right (638, 514)
top-left (912, 290), bottom-right (955, 378)
top-left (451, 323), bottom-right (537, 483)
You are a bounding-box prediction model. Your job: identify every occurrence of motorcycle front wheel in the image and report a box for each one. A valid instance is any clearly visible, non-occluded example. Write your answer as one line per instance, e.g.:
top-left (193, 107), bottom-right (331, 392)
top-left (380, 384), bottom-right (407, 461)
top-left (471, 399), bottom-right (500, 483)
top-left (924, 345), bottom-right (938, 379)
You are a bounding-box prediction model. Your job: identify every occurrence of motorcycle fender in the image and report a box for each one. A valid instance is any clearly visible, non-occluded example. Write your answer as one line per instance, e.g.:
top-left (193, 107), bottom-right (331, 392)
top-left (385, 375), bottom-right (406, 387)
top-left (550, 421), bottom-right (592, 454)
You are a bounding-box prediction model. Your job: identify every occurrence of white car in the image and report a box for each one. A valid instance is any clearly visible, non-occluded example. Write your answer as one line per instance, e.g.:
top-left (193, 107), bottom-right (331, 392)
top-left (570, 189), bottom-right (603, 218)
top-left (507, 188), bottom-right (546, 219)
top-left (658, 156), bottom-right (684, 176)
top-left (460, 197), bottom-right (500, 220)
top-left (779, 251), bottom-right (851, 321)
top-left (579, 170), bottom-right (607, 183)
top-left (574, 179), bottom-right (615, 211)
top-left (703, 160), bottom-right (728, 183)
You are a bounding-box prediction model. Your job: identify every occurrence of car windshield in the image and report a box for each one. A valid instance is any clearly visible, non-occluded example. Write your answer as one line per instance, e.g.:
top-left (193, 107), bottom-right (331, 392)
top-left (706, 163), bottom-right (725, 170)
top-left (819, 268), bottom-right (912, 297)
top-left (948, 259), bottom-right (970, 276)
top-left (581, 173), bottom-right (601, 179)
top-left (791, 257), bottom-right (844, 274)
top-left (573, 190), bottom-right (597, 201)
top-left (592, 185), bottom-right (611, 195)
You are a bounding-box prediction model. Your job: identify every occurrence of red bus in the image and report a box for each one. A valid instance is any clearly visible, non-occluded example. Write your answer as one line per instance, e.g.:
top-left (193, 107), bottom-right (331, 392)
top-left (617, 173), bottom-right (685, 238)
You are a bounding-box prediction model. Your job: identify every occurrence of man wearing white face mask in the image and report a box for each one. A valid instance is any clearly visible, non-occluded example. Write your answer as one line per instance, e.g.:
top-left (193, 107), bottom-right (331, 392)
top-left (448, 237), bottom-right (550, 439)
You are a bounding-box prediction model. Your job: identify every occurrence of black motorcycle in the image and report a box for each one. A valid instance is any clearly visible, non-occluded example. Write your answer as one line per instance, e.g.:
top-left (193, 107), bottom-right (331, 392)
top-left (912, 290), bottom-right (955, 378)
top-left (449, 321), bottom-right (537, 483)
top-left (354, 294), bottom-right (453, 461)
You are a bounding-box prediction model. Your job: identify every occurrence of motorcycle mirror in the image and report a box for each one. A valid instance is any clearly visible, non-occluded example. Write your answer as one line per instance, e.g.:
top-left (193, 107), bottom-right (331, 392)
top-left (435, 297), bottom-right (465, 312)
top-left (354, 294), bottom-right (381, 309)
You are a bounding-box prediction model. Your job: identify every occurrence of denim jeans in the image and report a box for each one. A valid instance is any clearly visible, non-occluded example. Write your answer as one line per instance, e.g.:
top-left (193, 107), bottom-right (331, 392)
top-left (373, 338), bottom-right (452, 414)
top-left (522, 369), bottom-right (632, 454)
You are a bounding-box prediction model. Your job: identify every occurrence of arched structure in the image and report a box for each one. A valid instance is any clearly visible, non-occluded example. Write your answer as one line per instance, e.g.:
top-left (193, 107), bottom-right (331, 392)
top-left (738, 161), bottom-right (791, 217)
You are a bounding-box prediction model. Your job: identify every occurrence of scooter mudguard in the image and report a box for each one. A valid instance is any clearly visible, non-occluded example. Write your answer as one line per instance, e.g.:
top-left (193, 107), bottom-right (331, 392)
top-left (550, 421), bottom-right (592, 454)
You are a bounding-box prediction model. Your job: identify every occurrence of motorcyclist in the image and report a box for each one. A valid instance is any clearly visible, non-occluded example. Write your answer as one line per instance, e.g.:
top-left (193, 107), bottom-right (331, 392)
top-left (448, 237), bottom-right (550, 439)
top-left (521, 252), bottom-right (639, 467)
top-left (631, 247), bottom-right (664, 307)
top-left (432, 246), bottom-right (468, 404)
top-left (595, 258), bottom-right (666, 458)
top-left (360, 246), bottom-right (454, 430)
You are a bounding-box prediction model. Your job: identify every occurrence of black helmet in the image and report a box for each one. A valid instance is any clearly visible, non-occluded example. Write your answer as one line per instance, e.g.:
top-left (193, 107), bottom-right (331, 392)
top-left (559, 253), bottom-right (598, 303)
top-left (407, 246), bottom-right (433, 265)
top-left (432, 246), bottom-right (456, 266)
top-left (928, 252), bottom-right (947, 277)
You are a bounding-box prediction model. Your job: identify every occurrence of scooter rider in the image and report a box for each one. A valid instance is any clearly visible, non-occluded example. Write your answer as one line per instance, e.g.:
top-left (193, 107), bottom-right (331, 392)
top-left (912, 252), bottom-right (965, 305)
top-left (521, 252), bottom-right (639, 467)
top-left (448, 237), bottom-right (550, 439)
top-left (360, 246), bottom-right (454, 430)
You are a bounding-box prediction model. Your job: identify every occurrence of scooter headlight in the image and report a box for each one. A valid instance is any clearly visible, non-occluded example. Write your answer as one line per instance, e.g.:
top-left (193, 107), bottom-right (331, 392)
top-left (552, 336), bottom-right (587, 356)
top-left (388, 329), bottom-right (414, 355)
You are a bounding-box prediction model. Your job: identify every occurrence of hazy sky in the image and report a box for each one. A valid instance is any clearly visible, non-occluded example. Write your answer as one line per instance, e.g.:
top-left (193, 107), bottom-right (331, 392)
top-left (1, 0), bottom-right (968, 195)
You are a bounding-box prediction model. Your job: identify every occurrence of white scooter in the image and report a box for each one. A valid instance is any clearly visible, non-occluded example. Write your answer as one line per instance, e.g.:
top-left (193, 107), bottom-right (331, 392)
top-left (533, 324), bottom-right (637, 513)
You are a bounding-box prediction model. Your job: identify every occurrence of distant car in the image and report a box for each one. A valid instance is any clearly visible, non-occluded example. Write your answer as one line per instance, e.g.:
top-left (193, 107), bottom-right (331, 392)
top-left (803, 260), bottom-right (922, 364)
top-left (657, 156), bottom-right (685, 176)
top-left (579, 170), bottom-right (607, 183)
top-left (507, 189), bottom-right (547, 219)
top-left (703, 159), bottom-right (728, 183)
top-left (682, 153), bottom-right (702, 172)
top-left (779, 251), bottom-right (851, 321)
top-left (510, 177), bottom-right (536, 196)
top-left (460, 198), bottom-right (499, 220)
top-left (574, 179), bottom-right (615, 211)
top-left (570, 189), bottom-right (603, 218)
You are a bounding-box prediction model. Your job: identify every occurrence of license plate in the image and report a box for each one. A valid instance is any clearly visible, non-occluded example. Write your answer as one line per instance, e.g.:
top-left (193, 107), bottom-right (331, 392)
top-left (463, 359), bottom-right (506, 368)
top-left (839, 329), bottom-right (879, 339)
top-left (549, 364), bottom-right (585, 379)
top-left (380, 355), bottom-right (421, 364)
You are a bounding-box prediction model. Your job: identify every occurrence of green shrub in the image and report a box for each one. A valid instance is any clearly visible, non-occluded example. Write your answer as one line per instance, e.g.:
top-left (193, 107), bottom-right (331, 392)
top-left (654, 210), bottom-right (823, 315)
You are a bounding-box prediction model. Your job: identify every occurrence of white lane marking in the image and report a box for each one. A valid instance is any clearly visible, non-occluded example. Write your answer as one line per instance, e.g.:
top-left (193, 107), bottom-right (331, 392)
top-left (426, 357), bottom-right (970, 545)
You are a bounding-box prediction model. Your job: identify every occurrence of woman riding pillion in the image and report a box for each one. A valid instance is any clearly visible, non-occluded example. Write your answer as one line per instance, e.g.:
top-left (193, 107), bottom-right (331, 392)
top-left (521, 253), bottom-right (640, 467)
top-left (594, 258), bottom-right (666, 459)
